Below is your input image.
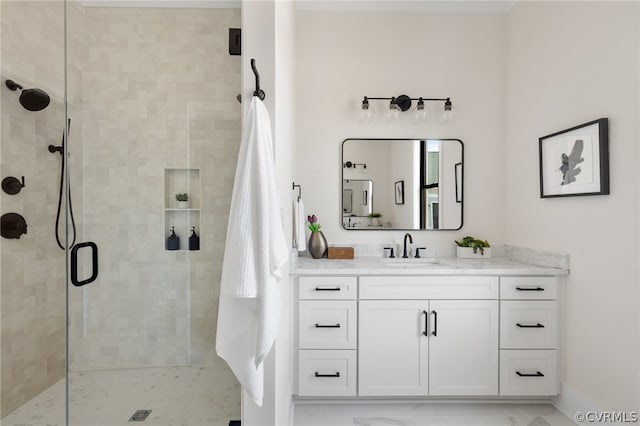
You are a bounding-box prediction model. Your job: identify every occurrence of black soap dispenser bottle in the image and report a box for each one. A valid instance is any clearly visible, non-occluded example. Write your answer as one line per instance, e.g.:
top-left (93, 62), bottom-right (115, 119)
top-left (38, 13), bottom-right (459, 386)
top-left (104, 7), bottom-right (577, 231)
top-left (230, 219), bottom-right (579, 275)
top-left (167, 226), bottom-right (180, 251)
top-left (189, 226), bottom-right (200, 251)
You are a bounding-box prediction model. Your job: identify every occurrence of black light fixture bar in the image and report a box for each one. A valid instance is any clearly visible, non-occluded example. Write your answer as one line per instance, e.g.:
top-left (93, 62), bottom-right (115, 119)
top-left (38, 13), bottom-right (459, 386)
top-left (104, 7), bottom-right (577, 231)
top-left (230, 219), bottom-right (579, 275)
top-left (362, 95), bottom-right (452, 112)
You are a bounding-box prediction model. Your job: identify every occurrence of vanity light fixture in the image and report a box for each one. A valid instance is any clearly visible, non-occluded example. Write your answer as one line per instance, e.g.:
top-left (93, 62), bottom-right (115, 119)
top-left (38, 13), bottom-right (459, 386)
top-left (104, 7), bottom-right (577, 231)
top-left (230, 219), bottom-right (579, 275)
top-left (343, 161), bottom-right (367, 169)
top-left (360, 94), bottom-right (453, 123)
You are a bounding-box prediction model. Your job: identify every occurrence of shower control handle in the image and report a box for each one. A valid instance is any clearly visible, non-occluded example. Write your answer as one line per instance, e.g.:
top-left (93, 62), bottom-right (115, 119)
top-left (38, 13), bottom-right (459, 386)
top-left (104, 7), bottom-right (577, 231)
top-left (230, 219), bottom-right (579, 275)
top-left (2, 176), bottom-right (25, 195)
top-left (71, 241), bottom-right (99, 287)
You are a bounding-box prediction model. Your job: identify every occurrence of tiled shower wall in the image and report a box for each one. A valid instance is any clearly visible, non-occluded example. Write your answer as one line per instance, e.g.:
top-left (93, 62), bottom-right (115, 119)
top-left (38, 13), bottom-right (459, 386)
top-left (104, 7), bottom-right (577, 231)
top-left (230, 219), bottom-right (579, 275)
top-left (69, 6), bottom-right (241, 369)
top-left (1, 1), bottom-right (240, 416)
top-left (0, 1), bottom-right (78, 417)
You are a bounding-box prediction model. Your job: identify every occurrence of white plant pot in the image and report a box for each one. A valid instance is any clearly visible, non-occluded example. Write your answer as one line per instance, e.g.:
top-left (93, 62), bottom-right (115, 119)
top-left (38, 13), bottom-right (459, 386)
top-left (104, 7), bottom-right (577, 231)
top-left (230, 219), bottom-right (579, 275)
top-left (177, 200), bottom-right (190, 209)
top-left (456, 246), bottom-right (491, 259)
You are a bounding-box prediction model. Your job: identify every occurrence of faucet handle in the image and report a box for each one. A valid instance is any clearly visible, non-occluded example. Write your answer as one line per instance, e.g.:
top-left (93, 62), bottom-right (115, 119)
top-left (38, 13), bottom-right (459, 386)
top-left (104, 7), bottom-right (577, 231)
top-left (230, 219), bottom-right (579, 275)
top-left (384, 247), bottom-right (395, 258)
top-left (415, 247), bottom-right (427, 258)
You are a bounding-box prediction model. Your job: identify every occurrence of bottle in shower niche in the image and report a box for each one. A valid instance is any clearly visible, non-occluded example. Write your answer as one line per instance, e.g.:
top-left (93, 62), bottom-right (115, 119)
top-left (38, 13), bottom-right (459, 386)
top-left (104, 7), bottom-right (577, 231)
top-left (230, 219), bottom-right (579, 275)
top-left (189, 226), bottom-right (200, 251)
top-left (167, 226), bottom-right (180, 250)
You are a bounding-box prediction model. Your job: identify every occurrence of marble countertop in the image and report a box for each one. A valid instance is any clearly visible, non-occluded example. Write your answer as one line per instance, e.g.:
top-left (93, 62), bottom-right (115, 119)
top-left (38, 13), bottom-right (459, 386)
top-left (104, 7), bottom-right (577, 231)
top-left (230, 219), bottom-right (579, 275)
top-left (291, 256), bottom-right (569, 276)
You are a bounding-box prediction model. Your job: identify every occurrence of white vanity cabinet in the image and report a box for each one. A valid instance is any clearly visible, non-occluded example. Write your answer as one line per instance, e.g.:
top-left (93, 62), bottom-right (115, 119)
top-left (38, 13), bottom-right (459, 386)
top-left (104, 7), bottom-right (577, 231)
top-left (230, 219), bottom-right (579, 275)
top-left (298, 276), bottom-right (358, 396)
top-left (295, 272), bottom-right (562, 399)
top-left (499, 276), bottom-right (559, 396)
top-left (358, 276), bottom-right (499, 396)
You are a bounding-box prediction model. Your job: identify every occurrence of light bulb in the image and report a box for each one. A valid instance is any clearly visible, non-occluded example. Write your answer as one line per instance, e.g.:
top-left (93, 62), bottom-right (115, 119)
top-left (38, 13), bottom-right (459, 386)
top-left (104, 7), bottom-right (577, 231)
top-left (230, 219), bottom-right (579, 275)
top-left (385, 99), bottom-right (400, 122)
top-left (440, 98), bottom-right (454, 124)
top-left (359, 97), bottom-right (372, 123)
top-left (414, 98), bottom-right (427, 122)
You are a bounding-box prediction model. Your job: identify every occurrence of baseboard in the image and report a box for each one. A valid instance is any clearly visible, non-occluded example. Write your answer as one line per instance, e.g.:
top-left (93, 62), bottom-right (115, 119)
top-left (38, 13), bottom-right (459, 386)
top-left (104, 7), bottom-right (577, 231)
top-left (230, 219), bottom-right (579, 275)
top-left (552, 382), bottom-right (600, 425)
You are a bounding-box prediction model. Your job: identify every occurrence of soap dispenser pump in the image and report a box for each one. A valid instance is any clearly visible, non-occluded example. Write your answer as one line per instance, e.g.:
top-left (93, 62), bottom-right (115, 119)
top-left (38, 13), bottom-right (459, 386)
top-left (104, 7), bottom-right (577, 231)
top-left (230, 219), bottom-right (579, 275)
top-left (167, 226), bottom-right (180, 251)
top-left (188, 226), bottom-right (200, 251)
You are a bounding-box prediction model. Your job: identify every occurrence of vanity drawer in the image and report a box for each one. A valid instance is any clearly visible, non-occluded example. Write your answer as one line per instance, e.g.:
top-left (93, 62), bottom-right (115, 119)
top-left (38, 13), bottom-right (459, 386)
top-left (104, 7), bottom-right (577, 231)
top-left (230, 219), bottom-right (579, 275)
top-left (359, 276), bottom-right (498, 300)
top-left (501, 301), bottom-right (557, 349)
top-left (298, 350), bottom-right (356, 396)
top-left (500, 350), bottom-right (558, 396)
top-left (299, 300), bottom-right (357, 349)
top-left (299, 276), bottom-right (357, 300)
top-left (500, 277), bottom-right (558, 300)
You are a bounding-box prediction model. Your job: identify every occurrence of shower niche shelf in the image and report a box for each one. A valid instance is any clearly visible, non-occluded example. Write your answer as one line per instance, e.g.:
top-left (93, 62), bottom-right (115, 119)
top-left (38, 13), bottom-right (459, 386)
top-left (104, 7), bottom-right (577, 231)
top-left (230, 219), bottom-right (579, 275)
top-left (164, 168), bottom-right (201, 252)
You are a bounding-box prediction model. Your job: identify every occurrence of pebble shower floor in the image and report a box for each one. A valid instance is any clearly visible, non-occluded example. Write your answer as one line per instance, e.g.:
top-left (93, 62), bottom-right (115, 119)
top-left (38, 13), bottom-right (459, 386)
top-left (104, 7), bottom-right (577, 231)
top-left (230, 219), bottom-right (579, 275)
top-left (1, 365), bottom-right (240, 426)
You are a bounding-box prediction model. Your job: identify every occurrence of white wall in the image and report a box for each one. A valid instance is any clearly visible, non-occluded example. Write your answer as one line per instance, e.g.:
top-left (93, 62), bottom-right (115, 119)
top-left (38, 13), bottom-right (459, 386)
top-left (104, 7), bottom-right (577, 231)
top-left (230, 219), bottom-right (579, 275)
top-left (506, 1), bottom-right (639, 412)
top-left (241, 0), bottom-right (296, 425)
top-left (295, 11), bottom-right (506, 247)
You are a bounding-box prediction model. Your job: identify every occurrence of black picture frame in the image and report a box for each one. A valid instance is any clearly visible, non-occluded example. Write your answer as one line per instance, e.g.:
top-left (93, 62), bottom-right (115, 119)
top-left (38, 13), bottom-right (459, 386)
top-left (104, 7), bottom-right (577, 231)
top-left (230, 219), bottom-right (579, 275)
top-left (539, 118), bottom-right (609, 198)
top-left (394, 180), bottom-right (404, 205)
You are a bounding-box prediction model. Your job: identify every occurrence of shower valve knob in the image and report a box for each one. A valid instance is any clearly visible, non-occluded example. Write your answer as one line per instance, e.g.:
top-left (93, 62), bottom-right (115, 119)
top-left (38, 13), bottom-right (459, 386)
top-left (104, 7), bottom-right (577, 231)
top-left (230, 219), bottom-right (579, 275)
top-left (2, 176), bottom-right (25, 195)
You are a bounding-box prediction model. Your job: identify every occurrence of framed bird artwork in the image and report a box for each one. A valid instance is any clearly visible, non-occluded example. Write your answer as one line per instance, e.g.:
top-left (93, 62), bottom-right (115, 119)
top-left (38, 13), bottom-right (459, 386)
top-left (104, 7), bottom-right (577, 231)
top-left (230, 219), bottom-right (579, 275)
top-left (539, 118), bottom-right (609, 198)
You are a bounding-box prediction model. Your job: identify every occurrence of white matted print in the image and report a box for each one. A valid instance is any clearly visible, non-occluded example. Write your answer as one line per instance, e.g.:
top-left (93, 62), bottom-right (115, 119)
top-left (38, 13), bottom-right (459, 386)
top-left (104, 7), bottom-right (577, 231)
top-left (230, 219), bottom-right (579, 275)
top-left (539, 118), bottom-right (609, 198)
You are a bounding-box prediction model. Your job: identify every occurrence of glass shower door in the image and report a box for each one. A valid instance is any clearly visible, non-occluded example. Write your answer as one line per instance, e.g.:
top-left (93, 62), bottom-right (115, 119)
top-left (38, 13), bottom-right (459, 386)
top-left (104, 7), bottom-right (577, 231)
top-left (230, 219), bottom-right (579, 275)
top-left (64, 2), bottom-right (242, 425)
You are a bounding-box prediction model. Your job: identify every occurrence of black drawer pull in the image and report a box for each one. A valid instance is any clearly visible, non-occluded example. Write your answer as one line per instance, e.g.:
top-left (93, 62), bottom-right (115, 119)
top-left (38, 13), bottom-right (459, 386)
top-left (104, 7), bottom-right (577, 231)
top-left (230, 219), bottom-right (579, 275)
top-left (315, 287), bottom-right (341, 291)
top-left (516, 323), bottom-right (545, 328)
top-left (516, 371), bottom-right (545, 377)
top-left (515, 286), bottom-right (544, 291)
top-left (315, 372), bottom-right (340, 378)
top-left (315, 323), bottom-right (341, 328)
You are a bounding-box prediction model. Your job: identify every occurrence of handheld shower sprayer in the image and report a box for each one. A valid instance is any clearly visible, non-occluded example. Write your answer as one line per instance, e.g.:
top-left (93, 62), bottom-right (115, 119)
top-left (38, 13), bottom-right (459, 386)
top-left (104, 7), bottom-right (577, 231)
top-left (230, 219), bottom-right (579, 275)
top-left (50, 119), bottom-right (76, 250)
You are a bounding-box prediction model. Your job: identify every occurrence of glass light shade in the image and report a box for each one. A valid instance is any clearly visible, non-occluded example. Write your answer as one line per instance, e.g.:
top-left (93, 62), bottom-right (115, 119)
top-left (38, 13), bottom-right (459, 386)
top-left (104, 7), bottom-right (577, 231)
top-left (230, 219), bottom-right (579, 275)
top-left (440, 108), bottom-right (455, 125)
top-left (359, 98), bottom-right (372, 123)
top-left (359, 108), bottom-right (372, 123)
top-left (385, 102), bottom-right (400, 122)
top-left (414, 100), bottom-right (427, 122)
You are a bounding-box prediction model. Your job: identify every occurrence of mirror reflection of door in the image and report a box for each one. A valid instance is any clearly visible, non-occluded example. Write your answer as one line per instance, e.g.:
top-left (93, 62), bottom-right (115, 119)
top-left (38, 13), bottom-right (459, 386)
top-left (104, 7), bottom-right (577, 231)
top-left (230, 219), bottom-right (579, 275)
top-left (342, 179), bottom-right (373, 217)
top-left (423, 140), bottom-right (441, 229)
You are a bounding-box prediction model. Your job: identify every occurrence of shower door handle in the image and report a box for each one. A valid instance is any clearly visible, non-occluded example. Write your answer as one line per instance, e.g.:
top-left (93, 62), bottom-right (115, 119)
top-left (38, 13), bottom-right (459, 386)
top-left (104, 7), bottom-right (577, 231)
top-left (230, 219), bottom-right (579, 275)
top-left (71, 241), bottom-right (99, 287)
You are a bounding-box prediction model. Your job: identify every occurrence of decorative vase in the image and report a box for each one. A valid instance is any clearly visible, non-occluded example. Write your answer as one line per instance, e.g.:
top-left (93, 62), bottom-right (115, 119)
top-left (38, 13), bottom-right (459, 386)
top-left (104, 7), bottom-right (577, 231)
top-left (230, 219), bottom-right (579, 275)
top-left (308, 231), bottom-right (328, 259)
top-left (177, 200), bottom-right (189, 209)
top-left (371, 217), bottom-right (380, 227)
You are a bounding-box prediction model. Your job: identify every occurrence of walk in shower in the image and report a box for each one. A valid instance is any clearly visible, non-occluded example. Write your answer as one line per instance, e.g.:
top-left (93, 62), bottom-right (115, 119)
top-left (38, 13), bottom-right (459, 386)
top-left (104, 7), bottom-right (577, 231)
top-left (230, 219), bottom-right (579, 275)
top-left (1, 1), bottom-right (241, 424)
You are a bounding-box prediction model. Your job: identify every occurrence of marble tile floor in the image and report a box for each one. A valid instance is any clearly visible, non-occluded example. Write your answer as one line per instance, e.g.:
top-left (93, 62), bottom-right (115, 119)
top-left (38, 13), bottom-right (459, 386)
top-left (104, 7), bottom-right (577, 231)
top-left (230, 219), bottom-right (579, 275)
top-left (1, 365), bottom-right (240, 426)
top-left (293, 402), bottom-right (576, 426)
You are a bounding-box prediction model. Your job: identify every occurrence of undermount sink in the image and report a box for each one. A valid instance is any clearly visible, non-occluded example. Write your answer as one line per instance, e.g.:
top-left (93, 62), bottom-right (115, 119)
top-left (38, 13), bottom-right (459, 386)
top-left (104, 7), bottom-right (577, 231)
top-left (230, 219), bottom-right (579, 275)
top-left (381, 258), bottom-right (440, 266)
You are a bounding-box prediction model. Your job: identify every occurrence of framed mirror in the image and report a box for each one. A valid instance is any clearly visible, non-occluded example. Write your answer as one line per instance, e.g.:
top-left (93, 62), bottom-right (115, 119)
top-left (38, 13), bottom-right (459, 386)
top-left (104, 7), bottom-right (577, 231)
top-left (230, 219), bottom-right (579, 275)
top-left (342, 138), bottom-right (463, 230)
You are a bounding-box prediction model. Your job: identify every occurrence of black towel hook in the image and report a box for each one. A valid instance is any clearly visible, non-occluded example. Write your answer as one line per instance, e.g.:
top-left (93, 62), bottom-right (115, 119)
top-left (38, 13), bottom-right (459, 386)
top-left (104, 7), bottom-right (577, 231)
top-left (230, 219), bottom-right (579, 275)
top-left (251, 58), bottom-right (266, 100)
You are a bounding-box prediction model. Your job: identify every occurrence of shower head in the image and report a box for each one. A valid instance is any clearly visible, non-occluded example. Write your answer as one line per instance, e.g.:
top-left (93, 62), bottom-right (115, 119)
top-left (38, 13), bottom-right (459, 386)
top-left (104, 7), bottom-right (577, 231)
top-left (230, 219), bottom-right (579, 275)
top-left (5, 79), bottom-right (50, 112)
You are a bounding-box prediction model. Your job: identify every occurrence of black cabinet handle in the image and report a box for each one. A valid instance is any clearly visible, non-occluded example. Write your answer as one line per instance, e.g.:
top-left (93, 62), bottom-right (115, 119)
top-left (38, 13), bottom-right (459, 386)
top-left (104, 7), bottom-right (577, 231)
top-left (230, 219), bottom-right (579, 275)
top-left (516, 323), bottom-right (545, 328)
top-left (315, 323), bottom-right (341, 328)
top-left (315, 372), bottom-right (340, 378)
top-left (71, 241), bottom-right (99, 287)
top-left (515, 286), bottom-right (545, 291)
top-left (422, 310), bottom-right (429, 336)
top-left (315, 287), bottom-right (341, 291)
top-left (516, 371), bottom-right (544, 377)
top-left (431, 310), bottom-right (438, 336)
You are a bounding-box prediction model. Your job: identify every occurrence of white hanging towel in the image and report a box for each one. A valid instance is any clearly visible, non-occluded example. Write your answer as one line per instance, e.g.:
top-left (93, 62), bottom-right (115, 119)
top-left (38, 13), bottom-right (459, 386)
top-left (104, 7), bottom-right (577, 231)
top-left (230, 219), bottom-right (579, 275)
top-left (216, 96), bottom-right (289, 407)
top-left (295, 198), bottom-right (306, 252)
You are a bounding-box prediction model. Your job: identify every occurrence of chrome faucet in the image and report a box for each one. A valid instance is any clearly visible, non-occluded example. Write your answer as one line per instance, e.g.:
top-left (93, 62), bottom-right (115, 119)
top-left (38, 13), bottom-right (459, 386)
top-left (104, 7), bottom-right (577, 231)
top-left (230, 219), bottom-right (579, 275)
top-left (402, 233), bottom-right (413, 258)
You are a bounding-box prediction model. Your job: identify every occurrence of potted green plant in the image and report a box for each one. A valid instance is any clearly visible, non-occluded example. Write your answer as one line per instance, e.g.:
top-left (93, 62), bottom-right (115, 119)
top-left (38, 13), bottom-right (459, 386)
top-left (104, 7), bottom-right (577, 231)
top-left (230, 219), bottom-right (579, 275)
top-left (455, 236), bottom-right (491, 258)
top-left (175, 193), bottom-right (189, 209)
top-left (368, 212), bottom-right (383, 227)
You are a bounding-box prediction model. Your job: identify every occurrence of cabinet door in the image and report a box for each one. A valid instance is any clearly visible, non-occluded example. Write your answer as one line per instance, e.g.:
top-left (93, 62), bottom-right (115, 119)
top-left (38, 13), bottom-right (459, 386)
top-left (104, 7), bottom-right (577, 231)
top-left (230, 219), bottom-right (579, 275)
top-left (358, 300), bottom-right (429, 396)
top-left (429, 300), bottom-right (499, 396)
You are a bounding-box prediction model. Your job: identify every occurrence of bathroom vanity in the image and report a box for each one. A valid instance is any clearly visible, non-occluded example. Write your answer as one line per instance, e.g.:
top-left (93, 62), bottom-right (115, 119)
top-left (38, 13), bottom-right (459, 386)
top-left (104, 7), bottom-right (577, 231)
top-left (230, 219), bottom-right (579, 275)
top-left (292, 255), bottom-right (567, 400)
